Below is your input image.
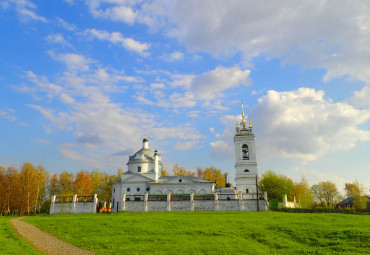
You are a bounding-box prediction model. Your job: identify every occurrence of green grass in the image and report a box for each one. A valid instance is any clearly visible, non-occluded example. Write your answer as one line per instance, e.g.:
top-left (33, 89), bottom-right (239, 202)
top-left (0, 217), bottom-right (42, 254)
top-left (24, 211), bottom-right (370, 255)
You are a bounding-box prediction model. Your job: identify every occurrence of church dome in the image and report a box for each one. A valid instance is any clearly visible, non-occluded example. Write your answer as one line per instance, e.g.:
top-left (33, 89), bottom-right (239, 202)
top-left (127, 148), bottom-right (154, 165)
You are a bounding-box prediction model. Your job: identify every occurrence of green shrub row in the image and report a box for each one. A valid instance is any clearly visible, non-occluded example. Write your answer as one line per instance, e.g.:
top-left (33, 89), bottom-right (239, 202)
top-left (271, 207), bottom-right (370, 214)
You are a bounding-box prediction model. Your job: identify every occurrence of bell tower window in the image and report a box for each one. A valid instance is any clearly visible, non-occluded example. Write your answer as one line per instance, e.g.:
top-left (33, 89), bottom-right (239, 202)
top-left (242, 144), bottom-right (249, 160)
top-left (138, 166), bottom-right (141, 172)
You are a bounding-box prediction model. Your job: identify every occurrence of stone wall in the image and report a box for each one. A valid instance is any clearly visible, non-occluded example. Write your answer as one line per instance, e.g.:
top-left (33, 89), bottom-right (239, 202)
top-left (118, 192), bottom-right (269, 212)
top-left (50, 194), bottom-right (98, 214)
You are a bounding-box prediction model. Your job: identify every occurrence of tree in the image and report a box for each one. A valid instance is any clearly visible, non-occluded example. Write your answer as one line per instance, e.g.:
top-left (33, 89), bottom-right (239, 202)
top-left (48, 174), bottom-right (60, 197)
top-left (344, 180), bottom-right (367, 209)
top-left (291, 177), bottom-right (314, 208)
top-left (311, 181), bottom-right (339, 207)
top-left (259, 170), bottom-right (294, 201)
top-left (19, 163), bottom-right (38, 215)
top-left (161, 169), bottom-right (169, 176)
top-left (74, 170), bottom-right (93, 196)
top-left (198, 167), bottom-right (226, 188)
top-left (173, 164), bottom-right (195, 177)
top-left (59, 171), bottom-right (74, 196)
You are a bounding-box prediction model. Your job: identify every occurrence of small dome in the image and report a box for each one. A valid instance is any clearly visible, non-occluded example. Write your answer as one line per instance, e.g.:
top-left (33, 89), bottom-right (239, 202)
top-left (143, 138), bottom-right (148, 142)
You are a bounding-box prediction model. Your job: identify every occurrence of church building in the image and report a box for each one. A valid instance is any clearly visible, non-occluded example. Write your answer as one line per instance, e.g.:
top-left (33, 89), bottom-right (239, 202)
top-left (111, 136), bottom-right (215, 212)
top-left (111, 104), bottom-right (262, 212)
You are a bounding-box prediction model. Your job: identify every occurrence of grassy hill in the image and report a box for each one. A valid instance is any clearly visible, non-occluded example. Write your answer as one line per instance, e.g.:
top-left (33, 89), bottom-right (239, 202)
top-left (0, 217), bottom-right (42, 255)
top-left (20, 211), bottom-right (369, 254)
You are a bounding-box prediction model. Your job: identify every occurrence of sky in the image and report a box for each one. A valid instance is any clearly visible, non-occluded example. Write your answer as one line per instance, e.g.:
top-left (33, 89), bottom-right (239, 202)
top-left (0, 0), bottom-right (369, 192)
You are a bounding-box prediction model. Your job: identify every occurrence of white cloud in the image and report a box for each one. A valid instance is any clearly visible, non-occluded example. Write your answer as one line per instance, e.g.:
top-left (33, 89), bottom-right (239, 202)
top-left (56, 17), bottom-right (77, 31)
top-left (3, 0), bottom-right (47, 22)
top-left (253, 88), bottom-right (370, 160)
top-left (23, 52), bottom-right (203, 167)
top-left (174, 140), bottom-right (198, 151)
top-left (45, 34), bottom-right (71, 47)
top-left (190, 66), bottom-right (250, 100)
top-left (0, 108), bottom-right (17, 121)
top-left (84, 29), bottom-right (150, 56)
top-left (162, 51), bottom-right (184, 61)
top-left (211, 88), bottom-right (370, 161)
top-left (87, 1), bottom-right (137, 24)
top-left (48, 52), bottom-right (92, 72)
top-left (150, 83), bottom-right (165, 89)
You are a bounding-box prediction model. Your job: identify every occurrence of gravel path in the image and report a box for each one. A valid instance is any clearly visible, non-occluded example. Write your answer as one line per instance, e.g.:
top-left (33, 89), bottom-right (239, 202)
top-left (9, 217), bottom-right (96, 255)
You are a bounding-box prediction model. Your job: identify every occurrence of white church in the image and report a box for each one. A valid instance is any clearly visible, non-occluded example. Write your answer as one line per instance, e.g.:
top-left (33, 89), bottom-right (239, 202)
top-left (111, 105), bottom-right (267, 212)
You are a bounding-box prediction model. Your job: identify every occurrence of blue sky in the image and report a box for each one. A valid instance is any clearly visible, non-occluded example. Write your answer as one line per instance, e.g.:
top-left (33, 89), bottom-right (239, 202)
top-left (1, 0), bottom-right (369, 192)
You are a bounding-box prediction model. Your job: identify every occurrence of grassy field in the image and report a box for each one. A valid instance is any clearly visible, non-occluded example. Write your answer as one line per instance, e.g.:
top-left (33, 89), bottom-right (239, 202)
top-left (0, 217), bottom-right (42, 255)
top-left (22, 211), bottom-right (369, 255)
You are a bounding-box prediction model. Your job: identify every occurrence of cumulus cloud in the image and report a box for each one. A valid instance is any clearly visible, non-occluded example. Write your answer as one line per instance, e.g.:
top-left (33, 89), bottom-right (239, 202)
top-left (0, 108), bottom-right (17, 121)
top-left (253, 88), bottom-right (370, 160)
top-left (136, 65), bottom-right (250, 109)
top-left (87, 0), bottom-right (137, 24)
top-left (45, 34), bottom-right (71, 47)
top-left (84, 29), bottom-right (150, 56)
top-left (48, 52), bottom-right (92, 72)
top-left (101, 1), bottom-right (370, 108)
top-left (22, 52), bottom-right (203, 167)
top-left (2, 0), bottom-right (47, 22)
top-left (162, 51), bottom-right (184, 61)
top-left (211, 88), bottom-right (370, 161)
top-left (190, 66), bottom-right (251, 100)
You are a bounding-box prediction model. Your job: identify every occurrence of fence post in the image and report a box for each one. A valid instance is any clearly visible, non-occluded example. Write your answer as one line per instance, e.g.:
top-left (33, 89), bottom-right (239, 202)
top-left (238, 191), bottom-right (243, 211)
top-left (167, 193), bottom-right (171, 211)
top-left (144, 193), bottom-right (148, 212)
top-left (190, 193), bottom-right (194, 211)
top-left (72, 194), bottom-right (77, 213)
top-left (93, 194), bottom-right (98, 213)
top-left (50, 195), bottom-right (56, 214)
top-left (122, 193), bottom-right (126, 211)
top-left (214, 192), bottom-right (219, 211)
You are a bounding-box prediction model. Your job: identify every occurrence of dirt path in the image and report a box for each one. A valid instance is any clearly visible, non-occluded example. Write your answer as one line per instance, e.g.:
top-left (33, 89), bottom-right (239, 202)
top-left (9, 217), bottom-right (96, 255)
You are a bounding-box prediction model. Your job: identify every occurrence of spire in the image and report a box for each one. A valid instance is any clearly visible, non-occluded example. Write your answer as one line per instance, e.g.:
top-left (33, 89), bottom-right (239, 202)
top-left (142, 131), bottom-right (149, 149)
top-left (241, 101), bottom-right (246, 123)
top-left (249, 121), bottom-right (252, 128)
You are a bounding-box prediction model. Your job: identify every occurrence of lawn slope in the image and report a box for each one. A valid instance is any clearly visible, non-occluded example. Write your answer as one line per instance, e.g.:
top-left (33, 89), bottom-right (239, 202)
top-left (24, 211), bottom-right (370, 254)
top-left (0, 217), bottom-right (42, 255)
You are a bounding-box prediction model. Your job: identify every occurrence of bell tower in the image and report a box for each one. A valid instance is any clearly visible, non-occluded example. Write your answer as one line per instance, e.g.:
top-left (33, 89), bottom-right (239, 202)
top-left (234, 102), bottom-right (258, 194)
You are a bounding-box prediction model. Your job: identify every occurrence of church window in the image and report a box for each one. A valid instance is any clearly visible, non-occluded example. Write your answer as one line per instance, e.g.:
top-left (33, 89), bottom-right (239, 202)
top-left (113, 188), bottom-right (115, 193)
top-left (179, 179), bottom-right (182, 183)
top-left (246, 189), bottom-right (249, 193)
top-left (146, 187), bottom-right (150, 192)
top-left (137, 188), bottom-right (140, 192)
top-left (138, 166), bottom-right (141, 172)
top-left (126, 198), bottom-right (130, 201)
top-left (135, 197), bottom-right (141, 201)
top-left (112, 199), bottom-right (115, 207)
top-left (242, 144), bottom-right (249, 160)
top-left (127, 188), bottom-right (131, 192)
top-left (244, 169), bottom-right (249, 172)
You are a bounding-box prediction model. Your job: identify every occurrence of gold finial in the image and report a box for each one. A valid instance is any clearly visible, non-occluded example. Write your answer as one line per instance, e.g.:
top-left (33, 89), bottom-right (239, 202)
top-left (241, 100), bottom-right (246, 123)
top-left (249, 121), bottom-right (252, 128)
top-left (236, 122), bottom-right (239, 128)
top-left (144, 130), bottom-right (147, 139)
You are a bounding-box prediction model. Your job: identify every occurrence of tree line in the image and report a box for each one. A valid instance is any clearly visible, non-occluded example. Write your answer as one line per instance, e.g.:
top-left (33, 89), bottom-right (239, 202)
top-left (2, 163), bottom-right (365, 215)
top-left (0, 163), bottom-right (226, 215)
top-left (259, 170), bottom-right (368, 209)
top-left (0, 163), bottom-right (123, 215)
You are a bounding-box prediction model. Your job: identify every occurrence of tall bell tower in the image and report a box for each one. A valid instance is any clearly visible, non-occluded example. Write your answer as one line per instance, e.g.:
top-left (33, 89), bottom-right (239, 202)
top-left (234, 102), bottom-right (258, 194)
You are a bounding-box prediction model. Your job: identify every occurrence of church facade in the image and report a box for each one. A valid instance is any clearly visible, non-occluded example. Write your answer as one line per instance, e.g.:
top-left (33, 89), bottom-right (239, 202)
top-left (111, 104), bottom-right (266, 212)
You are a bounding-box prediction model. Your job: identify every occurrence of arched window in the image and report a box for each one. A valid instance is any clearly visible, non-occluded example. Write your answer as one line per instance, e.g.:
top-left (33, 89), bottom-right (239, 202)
top-left (244, 169), bottom-right (249, 172)
top-left (127, 188), bottom-right (131, 192)
top-left (242, 144), bottom-right (249, 160)
top-left (137, 188), bottom-right (140, 192)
